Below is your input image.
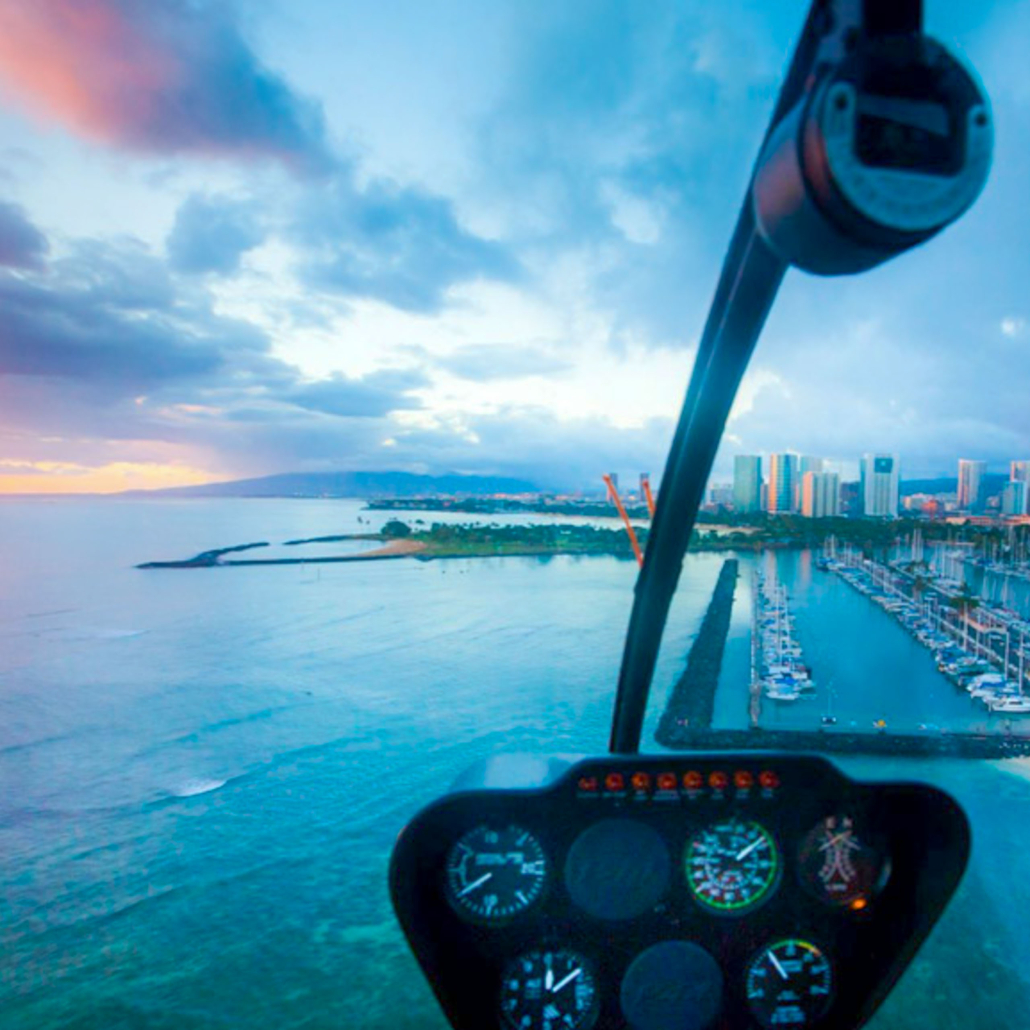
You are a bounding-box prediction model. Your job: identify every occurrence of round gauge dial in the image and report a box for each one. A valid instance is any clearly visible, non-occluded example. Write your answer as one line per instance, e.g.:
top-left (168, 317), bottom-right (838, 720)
top-left (685, 819), bottom-right (780, 914)
top-left (445, 825), bottom-right (546, 922)
top-left (500, 948), bottom-right (599, 1030)
top-left (746, 939), bottom-right (833, 1028)
top-left (798, 814), bottom-right (887, 908)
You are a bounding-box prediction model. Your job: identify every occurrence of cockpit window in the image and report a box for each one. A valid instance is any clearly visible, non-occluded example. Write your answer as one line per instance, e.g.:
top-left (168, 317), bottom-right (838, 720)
top-left (1, 2), bottom-right (1029, 1030)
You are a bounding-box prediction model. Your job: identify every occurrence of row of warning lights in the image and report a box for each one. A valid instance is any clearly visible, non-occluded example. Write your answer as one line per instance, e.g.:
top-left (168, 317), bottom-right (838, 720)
top-left (577, 769), bottom-right (781, 794)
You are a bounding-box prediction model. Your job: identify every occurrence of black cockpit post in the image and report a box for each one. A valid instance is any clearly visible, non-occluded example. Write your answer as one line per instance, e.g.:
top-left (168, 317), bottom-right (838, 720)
top-left (609, 0), bottom-right (991, 754)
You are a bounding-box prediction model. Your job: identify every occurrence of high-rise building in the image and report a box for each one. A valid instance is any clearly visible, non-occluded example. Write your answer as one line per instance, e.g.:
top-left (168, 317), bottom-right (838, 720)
top-left (860, 454), bottom-right (899, 517)
top-left (733, 455), bottom-right (763, 513)
top-left (801, 471), bottom-right (840, 518)
top-left (957, 459), bottom-right (987, 513)
top-left (797, 457), bottom-right (824, 510)
top-left (1012, 461), bottom-right (1030, 485)
top-left (767, 453), bottom-right (799, 514)
top-left (1001, 481), bottom-right (1028, 517)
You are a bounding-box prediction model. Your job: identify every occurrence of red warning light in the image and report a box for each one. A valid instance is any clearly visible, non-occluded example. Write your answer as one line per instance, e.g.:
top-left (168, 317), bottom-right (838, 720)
top-left (578, 776), bottom-right (599, 793)
top-left (657, 773), bottom-right (678, 792)
top-left (683, 770), bottom-right (704, 791)
top-left (759, 770), bottom-right (781, 790)
top-left (734, 770), bottom-right (755, 790)
top-left (605, 772), bottom-right (626, 792)
top-left (631, 772), bottom-right (651, 792)
top-left (709, 771), bottom-right (730, 791)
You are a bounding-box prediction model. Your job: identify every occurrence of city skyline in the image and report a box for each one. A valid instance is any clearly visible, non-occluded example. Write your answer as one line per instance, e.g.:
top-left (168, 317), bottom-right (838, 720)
top-left (0, 2), bottom-right (1028, 493)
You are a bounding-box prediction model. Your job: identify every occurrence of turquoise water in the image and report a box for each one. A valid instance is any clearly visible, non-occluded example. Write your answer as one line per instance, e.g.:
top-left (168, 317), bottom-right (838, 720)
top-left (2, 499), bottom-right (1030, 1028)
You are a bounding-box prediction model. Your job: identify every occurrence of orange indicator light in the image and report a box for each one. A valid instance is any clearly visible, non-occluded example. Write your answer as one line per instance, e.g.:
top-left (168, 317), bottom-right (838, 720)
top-left (734, 770), bottom-right (755, 790)
top-left (851, 897), bottom-right (869, 911)
top-left (759, 770), bottom-right (780, 790)
top-left (631, 772), bottom-right (651, 792)
top-left (708, 771), bottom-right (729, 791)
top-left (657, 773), bottom-right (678, 791)
top-left (605, 772), bottom-right (625, 792)
top-left (683, 771), bottom-right (704, 790)
top-left (578, 776), bottom-right (599, 793)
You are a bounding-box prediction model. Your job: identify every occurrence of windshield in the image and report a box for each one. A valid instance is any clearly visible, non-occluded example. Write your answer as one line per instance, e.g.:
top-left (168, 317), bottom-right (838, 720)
top-left (1, 2), bottom-right (1028, 1030)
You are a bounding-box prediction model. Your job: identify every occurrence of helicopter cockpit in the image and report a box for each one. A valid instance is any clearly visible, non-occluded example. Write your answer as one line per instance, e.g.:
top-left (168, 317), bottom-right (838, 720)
top-left (390, 2), bottom-right (993, 1027)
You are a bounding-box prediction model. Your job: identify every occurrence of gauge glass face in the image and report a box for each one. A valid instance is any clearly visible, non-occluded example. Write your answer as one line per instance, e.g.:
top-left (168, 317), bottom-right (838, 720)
top-left (746, 939), bottom-right (833, 1028)
top-left (445, 825), bottom-right (546, 922)
top-left (685, 819), bottom-right (780, 914)
top-left (798, 814), bottom-right (887, 908)
top-left (500, 948), bottom-right (599, 1030)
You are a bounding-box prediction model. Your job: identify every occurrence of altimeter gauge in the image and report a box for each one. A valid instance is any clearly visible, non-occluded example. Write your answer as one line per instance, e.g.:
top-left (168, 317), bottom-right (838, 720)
top-left (500, 948), bottom-right (599, 1030)
top-left (746, 939), bottom-right (833, 1028)
top-left (444, 824), bottom-right (547, 922)
top-left (685, 819), bottom-right (780, 914)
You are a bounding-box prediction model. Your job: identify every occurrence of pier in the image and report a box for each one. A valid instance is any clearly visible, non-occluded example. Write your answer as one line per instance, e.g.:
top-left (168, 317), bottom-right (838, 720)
top-left (656, 560), bottom-right (738, 743)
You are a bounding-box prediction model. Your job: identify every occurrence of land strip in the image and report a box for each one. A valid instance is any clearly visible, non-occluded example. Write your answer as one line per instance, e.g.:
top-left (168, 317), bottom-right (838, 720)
top-left (656, 560), bottom-right (739, 742)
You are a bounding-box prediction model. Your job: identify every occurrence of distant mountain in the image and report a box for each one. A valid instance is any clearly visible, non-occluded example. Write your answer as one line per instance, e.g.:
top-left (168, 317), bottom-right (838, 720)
top-left (900, 474), bottom-right (1007, 497)
top-left (122, 471), bottom-right (541, 499)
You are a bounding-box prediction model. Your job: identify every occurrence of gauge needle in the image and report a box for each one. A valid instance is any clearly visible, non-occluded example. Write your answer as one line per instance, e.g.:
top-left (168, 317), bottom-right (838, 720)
top-left (735, 837), bottom-right (765, 861)
top-left (769, 952), bottom-right (789, 981)
top-left (457, 872), bottom-right (493, 897)
top-left (551, 969), bottom-right (582, 994)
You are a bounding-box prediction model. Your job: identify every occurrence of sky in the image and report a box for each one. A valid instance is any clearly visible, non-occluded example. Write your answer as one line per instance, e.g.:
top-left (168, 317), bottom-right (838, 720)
top-left (0, 0), bottom-right (1027, 494)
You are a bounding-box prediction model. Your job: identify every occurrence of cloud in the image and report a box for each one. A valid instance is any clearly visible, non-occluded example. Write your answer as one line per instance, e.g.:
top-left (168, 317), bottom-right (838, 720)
top-left (286, 369), bottom-right (428, 418)
top-left (292, 172), bottom-right (520, 312)
top-left (166, 193), bottom-right (266, 275)
top-left (0, 239), bottom-right (264, 389)
top-left (0, 0), bottom-right (330, 171)
top-left (0, 201), bottom-right (48, 269)
top-left (436, 344), bottom-right (572, 382)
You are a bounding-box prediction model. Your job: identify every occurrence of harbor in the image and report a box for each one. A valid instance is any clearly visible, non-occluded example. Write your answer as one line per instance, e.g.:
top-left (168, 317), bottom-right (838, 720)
top-left (821, 534), bottom-right (1030, 717)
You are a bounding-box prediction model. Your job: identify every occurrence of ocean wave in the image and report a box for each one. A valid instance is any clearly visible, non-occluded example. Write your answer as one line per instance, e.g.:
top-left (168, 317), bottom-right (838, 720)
top-left (168, 777), bottom-right (228, 798)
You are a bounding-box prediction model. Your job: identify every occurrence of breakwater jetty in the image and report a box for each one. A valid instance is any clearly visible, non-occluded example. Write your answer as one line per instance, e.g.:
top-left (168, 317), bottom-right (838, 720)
top-left (656, 560), bottom-right (739, 743)
top-left (658, 726), bottom-right (1030, 759)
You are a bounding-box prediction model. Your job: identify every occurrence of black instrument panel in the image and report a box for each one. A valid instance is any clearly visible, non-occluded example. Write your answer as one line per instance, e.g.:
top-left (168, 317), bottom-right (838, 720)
top-left (390, 754), bottom-right (969, 1030)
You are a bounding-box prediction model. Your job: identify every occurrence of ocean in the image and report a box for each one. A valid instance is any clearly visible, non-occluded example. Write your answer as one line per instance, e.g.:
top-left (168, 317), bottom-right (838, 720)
top-left (2, 498), bottom-right (1030, 1029)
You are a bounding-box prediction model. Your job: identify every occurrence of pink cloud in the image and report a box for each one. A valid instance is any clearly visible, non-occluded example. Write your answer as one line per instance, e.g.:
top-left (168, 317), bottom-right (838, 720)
top-left (0, 0), bottom-right (329, 170)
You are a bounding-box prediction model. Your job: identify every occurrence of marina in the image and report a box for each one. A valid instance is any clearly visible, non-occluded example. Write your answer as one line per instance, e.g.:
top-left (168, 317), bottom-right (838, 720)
top-left (820, 538), bottom-right (1030, 718)
top-left (749, 570), bottom-right (815, 722)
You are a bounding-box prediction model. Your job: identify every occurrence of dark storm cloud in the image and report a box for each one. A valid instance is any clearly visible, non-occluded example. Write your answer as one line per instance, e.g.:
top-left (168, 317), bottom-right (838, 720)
top-left (292, 173), bottom-right (520, 313)
top-left (0, 201), bottom-right (48, 269)
top-left (436, 344), bottom-right (572, 382)
top-left (166, 194), bottom-right (266, 275)
top-left (0, 0), bottom-right (332, 172)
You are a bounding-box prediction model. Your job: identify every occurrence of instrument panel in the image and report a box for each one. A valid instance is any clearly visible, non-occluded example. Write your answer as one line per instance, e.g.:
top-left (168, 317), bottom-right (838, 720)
top-left (390, 754), bottom-right (968, 1030)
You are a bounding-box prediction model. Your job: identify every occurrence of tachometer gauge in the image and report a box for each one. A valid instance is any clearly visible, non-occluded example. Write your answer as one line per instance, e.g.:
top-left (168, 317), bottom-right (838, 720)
top-left (746, 939), bottom-right (833, 1028)
top-left (445, 825), bottom-right (546, 922)
top-left (685, 819), bottom-right (780, 914)
top-left (500, 948), bottom-right (599, 1030)
top-left (798, 814), bottom-right (887, 908)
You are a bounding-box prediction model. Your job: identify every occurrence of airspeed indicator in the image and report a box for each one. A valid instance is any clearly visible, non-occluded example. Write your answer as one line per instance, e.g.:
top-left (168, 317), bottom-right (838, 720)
top-left (686, 819), bottom-right (780, 914)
